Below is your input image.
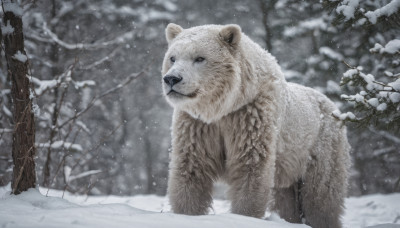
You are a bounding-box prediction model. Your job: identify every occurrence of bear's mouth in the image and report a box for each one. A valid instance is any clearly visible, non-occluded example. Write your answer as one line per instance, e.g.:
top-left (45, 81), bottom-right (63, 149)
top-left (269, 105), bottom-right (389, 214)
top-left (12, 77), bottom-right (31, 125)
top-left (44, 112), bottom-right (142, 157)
top-left (167, 89), bottom-right (198, 98)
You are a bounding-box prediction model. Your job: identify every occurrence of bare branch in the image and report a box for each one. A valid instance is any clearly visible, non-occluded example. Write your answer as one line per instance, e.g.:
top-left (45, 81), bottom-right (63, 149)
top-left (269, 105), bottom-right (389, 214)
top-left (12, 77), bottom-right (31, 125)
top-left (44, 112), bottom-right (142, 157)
top-left (71, 121), bottom-right (124, 172)
top-left (78, 47), bottom-right (121, 71)
top-left (369, 127), bottom-right (400, 145)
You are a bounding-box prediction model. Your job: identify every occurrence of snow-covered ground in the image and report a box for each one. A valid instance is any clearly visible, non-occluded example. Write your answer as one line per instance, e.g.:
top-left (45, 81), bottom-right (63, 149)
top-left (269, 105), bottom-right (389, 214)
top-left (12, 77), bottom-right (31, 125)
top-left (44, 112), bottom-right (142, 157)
top-left (0, 185), bottom-right (399, 228)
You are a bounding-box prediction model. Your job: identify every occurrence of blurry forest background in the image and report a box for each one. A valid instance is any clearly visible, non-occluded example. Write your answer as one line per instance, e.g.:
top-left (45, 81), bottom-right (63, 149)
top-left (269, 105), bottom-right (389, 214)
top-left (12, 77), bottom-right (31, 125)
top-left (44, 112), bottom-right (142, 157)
top-left (0, 0), bottom-right (399, 196)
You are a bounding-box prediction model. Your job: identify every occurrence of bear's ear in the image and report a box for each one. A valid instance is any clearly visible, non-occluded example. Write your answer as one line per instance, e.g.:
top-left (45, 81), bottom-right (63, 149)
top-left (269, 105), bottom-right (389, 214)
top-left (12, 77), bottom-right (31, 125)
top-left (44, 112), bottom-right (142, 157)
top-left (166, 23), bottom-right (183, 43)
top-left (219, 24), bottom-right (241, 48)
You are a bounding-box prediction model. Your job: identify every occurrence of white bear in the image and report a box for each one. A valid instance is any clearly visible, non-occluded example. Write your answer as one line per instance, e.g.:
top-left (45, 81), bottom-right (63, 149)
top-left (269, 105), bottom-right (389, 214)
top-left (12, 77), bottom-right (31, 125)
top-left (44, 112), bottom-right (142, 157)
top-left (161, 23), bottom-right (351, 228)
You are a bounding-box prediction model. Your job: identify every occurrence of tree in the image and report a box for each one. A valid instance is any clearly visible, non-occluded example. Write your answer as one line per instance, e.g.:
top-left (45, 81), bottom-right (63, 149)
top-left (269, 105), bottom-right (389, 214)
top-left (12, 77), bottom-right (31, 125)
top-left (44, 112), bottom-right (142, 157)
top-left (325, 0), bottom-right (400, 131)
top-left (323, 0), bottom-right (400, 194)
top-left (1, 0), bottom-right (36, 194)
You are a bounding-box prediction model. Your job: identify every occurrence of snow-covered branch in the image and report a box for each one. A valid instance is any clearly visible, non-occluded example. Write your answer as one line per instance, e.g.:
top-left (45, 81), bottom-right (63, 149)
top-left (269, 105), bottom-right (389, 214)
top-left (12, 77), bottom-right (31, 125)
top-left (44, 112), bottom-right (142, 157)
top-left (369, 128), bottom-right (400, 145)
top-left (338, 52), bottom-right (400, 128)
top-left (329, 0), bottom-right (400, 26)
top-left (0, 128), bottom-right (13, 133)
top-left (36, 140), bottom-right (83, 152)
top-left (64, 166), bottom-right (102, 183)
top-left (370, 39), bottom-right (400, 55)
top-left (364, 0), bottom-right (400, 24)
top-left (41, 23), bottom-right (135, 50)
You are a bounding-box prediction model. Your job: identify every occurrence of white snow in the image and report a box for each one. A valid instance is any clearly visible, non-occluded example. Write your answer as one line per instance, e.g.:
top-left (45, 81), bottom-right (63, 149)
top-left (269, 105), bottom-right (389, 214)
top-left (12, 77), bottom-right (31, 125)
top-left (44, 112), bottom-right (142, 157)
top-left (2, 0), bottom-right (23, 17)
top-left (360, 72), bottom-right (383, 91)
top-left (336, 0), bottom-right (360, 21)
top-left (381, 40), bottom-right (400, 54)
top-left (74, 80), bottom-right (96, 89)
top-left (319, 47), bottom-right (344, 61)
top-left (354, 93), bottom-right (365, 102)
top-left (389, 92), bottom-right (400, 103)
top-left (384, 71), bottom-right (394, 77)
top-left (389, 79), bottom-right (400, 91)
top-left (370, 40), bottom-right (400, 55)
top-left (1, 20), bottom-right (14, 35)
top-left (343, 68), bottom-right (358, 79)
top-left (156, 0), bottom-right (178, 12)
top-left (376, 103), bottom-right (387, 111)
top-left (13, 50), bottom-right (28, 63)
top-left (326, 80), bottom-right (342, 94)
top-left (365, 0), bottom-right (400, 24)
top-left (283, 18), bottom-right (335, 38)
top-left (333, 110), bottom-right (356, 120)
top-left (368, 98), bottom-right (380, 107)
top-left (343, 193), bottom-right (400, 227)
top-left (64, 167), bottom-right (102, 184)
top-left (29, 76), bottom-right (60, 96)
top-left (36, 140), bottom-right (83, 152)
top-left (0, 186), bottom-right (399, 228)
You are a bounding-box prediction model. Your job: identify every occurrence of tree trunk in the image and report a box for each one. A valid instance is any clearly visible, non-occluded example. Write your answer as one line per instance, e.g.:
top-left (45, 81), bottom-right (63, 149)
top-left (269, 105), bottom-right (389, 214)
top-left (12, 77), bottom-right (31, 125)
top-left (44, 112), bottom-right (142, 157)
top-left (42, 0), bottom-right (60, 187)
top-left (259, 0), bottom-right (278, 53)
top-left (2, 1), bottom-right (36, 194)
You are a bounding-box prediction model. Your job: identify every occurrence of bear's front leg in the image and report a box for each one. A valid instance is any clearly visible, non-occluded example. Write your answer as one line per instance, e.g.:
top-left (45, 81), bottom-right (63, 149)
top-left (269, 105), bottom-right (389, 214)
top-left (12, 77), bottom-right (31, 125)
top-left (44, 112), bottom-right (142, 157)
top-left (168, 111), bottom-right (223, 215)
top-left (224, 102), bottom-right (278, 218)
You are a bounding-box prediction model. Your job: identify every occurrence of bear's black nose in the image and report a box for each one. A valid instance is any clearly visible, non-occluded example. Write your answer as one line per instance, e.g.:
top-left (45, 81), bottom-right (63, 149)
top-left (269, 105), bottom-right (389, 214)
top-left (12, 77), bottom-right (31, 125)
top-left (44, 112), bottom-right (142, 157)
top-left (163, 75), bottom-right (182, 87)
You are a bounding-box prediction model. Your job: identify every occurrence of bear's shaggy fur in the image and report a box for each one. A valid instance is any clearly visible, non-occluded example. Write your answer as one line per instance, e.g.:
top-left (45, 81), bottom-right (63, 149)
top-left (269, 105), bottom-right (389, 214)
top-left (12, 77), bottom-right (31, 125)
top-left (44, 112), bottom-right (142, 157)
top-left (161, 23), bottom-right (351, 228)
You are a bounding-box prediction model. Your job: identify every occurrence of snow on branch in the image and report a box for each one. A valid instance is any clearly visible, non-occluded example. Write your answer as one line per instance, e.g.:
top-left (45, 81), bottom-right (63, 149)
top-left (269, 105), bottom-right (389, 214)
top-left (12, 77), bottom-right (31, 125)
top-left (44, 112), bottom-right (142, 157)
top-left (12, 51), bottom-right (28, 63)
top-left (64, 166), bottom-right (101, 184)
top-left (338, 59), bottom-right (400, 128)
top-left (335, 0), bottom-right (359, 21)
top-left (0, 128), bottom-right (13, 133)
top-left (283, 18), bottom-right (336, 38)
top-left (36, 140), bottom-right (83, 152)
top-left (2, 0), bottom-right (23, 17)
top-left (1, 21), bottom-right (14, 35)
top-left (73, 80), bottom-right (96, 89)
top-left (330, 0), bottom-right (400, 26)
top-left (319, 46), bottom-right (344, 61)
top-left (365, 0), bottom-right (400, 24)
top-left (42, 23), bottom-right (135, 50)
top-left (28, 66), bottom-right (72, 96)
top-left (332, 110), bottom-right (356, 121)
top-left (29, 64), bottom-right (96, 96)
top-left (370, 39), bottom-right (400, 55)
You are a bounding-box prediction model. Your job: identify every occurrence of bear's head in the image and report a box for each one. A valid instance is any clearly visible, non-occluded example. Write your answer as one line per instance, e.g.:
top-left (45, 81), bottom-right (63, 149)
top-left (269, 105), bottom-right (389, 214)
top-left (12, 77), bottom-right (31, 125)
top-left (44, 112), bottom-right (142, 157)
top-left (161, 24), bottom-right (248, 123)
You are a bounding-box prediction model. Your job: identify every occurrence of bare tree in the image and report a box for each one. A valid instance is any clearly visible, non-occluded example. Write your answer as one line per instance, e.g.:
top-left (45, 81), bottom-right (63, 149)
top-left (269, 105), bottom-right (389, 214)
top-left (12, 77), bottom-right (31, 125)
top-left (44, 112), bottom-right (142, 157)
top-left (1, 0), bottom-right (36, 194)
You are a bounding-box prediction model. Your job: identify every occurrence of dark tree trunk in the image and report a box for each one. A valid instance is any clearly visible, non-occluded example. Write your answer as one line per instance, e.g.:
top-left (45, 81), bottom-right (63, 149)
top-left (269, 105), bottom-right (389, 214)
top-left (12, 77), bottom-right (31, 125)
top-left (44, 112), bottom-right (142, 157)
top-left (259, 0), bottom-right (278, 53)
top-left (2, 2), bottom-right (36, 194)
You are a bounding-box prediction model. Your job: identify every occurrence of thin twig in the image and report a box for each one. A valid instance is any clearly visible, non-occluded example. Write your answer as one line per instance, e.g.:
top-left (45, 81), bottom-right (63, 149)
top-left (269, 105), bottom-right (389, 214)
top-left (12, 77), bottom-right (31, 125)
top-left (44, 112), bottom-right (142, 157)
top-left (58, 71), bottom-right (145, 129)
top-left (41, 23), bottom-right (135, 51)
top-left (70, 121), bottom-right (124, 172)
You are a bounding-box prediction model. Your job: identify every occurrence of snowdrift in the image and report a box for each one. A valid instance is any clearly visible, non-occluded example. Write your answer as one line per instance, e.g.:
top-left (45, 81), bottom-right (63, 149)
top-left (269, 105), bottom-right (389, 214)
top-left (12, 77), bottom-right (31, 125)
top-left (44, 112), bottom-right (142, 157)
top-left (0, 186), bottom-right (399, 228)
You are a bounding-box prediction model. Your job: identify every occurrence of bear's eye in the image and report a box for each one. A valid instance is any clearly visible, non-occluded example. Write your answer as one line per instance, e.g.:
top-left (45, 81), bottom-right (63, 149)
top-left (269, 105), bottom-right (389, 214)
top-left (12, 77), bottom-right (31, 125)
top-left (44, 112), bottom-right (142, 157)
top-left (170, 56), bottom-right (175, 63)
top-left (194, 57), bottom-right (205, 63)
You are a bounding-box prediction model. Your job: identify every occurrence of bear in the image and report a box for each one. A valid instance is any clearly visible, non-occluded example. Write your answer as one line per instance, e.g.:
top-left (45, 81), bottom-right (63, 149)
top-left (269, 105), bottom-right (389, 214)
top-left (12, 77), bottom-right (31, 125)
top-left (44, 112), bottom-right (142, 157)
top-left (161, 23), bottom-right (351, 228)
